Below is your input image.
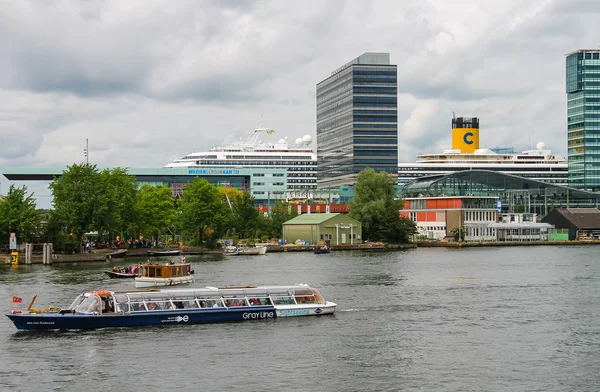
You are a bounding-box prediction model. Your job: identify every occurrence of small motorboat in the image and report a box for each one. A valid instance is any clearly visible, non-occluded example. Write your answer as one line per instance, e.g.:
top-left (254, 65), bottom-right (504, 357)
top-left (104, 265), bottom-right (139, 279)
top-left (135, 262), bottom-right (194, 288)
top-left (223, 246), bottom-right (267, 256)
top-left (314, 245), bottom-right (330, 254)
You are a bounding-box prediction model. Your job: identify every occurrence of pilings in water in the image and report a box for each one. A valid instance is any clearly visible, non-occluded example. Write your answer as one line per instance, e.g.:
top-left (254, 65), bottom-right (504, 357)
top-left (25, 243), bottom-right (33, 264)
top-left (42, 243), bottom-right (53, 265)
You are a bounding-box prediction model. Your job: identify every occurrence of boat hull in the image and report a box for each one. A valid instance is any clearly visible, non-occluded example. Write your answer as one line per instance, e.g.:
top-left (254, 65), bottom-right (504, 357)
top-left (147, 250), bottom-right (181, 257)
top-left (6, 302), bottom-right (337, 331)
top-left (223, 246), bottom-right (267, 256)
top-left (104, 270), bottom-right (136, 279)
top-left (134, 276), bottom-right (194, 288)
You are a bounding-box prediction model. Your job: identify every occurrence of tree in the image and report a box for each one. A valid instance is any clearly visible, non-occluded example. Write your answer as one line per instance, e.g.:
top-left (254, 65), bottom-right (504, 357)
top-left (48, 164), bottom-right (105, 250)
top-left (348, 168), bottom-right (417, 243)
top-left (0, 185), bottom-right (41, 245)
top-left (450, 226), bottom-right (465, 242)
top-left (177, 178), bottom-right (228, 246)
top-left (136, 184), bottom-right (176, 242)
top-left (266, 201), bottom-right (298, 239)
top-left (98, 168), bottom-right (139, 240)
top-left (230, 192), bottom-right (260, 239)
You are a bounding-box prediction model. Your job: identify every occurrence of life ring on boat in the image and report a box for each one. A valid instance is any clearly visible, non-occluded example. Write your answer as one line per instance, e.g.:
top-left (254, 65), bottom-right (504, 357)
top-left (91, 290), bottom-right (112, 296)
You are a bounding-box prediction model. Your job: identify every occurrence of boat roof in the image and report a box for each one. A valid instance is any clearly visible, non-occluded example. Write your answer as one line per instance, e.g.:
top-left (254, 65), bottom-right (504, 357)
top-left (94, 284), bottom-right (314, 296)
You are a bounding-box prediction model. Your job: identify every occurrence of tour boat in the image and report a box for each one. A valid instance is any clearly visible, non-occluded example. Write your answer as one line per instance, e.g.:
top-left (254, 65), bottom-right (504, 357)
top-left (5, 284), bottom-right (337, 330)
top-left (135, 262), bottom-right (194, 288)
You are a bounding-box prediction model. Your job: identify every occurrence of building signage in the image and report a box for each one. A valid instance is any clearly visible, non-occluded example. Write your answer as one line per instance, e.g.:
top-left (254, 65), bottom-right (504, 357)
top-left (9, 232), bottom-right (16, 250)
top-left (497, 200), bottom-right (502, 212)
top-left (331, 62), bottom-right (351, 76)
top-left (188, 169), bottom-right (240, 176)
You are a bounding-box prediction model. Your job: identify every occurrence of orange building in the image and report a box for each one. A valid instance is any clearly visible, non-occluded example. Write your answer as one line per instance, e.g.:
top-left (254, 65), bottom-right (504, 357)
top-left (400, 196), bottom-right (499, 241)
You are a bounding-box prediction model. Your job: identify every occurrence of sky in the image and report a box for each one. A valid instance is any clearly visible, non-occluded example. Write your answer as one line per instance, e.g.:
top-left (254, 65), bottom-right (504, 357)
top-left (1, 0), bottom-right (599, 207)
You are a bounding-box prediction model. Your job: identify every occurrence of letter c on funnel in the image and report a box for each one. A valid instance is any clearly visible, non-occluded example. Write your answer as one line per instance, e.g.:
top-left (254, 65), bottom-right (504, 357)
top-left (463, 132), bottom-right (474, 145)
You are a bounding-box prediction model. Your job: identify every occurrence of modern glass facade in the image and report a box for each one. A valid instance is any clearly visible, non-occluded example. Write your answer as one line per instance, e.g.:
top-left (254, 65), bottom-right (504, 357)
top-left (402, 170), bottom-right (600, 217)
top-left (316, 52), bottom-right (398, 188)
top-left (566, 49), bottom-right (600, 190)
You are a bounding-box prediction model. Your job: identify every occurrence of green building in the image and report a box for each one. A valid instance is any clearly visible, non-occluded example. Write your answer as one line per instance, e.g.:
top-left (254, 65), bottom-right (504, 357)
top-left (282, 213), bottom-right (362, 246)
top-left (566, 49), bottom-right (600, 190)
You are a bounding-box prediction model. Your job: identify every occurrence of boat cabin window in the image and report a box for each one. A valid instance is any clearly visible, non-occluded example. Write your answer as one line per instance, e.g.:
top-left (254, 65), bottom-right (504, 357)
top-left (170, 294), bottom-right (198, 309)
top-left (75, 295), bottom-right (101, 314)
top-left (196, 295), bottom-right (224, 308)
top-left (222, 295), bottom-right (247, 308)
top-left (270, 295), bottom-right (295, 305)
top-left (127, 293), bottom-right (148, 312)
top-left (293, 289), bottom-right (317, 304)
top-left (144, 293), bottom-right (172, 310)
top-left (114, 294), bottom-right (129, 312)
top-left (156, 268), bottom-right (163, 277)
top-left (67, 294), bottom-right (86, 310)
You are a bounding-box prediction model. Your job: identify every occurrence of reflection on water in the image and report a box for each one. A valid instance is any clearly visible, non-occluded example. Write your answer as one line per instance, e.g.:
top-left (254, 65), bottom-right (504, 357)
top-left (1, 246), bottom-right (600, 391)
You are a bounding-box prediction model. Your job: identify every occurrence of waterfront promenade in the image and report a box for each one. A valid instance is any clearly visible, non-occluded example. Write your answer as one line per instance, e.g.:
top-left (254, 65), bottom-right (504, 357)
top-left (2, 240), bottom-right (600, 264)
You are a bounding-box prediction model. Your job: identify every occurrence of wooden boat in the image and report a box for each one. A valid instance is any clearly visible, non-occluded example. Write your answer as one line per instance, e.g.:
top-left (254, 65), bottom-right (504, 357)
top-left (147, 249), bottom-right (181, 257)
top-left (223, 246), bottom-right (267, 256)
top-left (5, 284), bottom-right (337, 330)
top-left (104, 265), bottom-right (139, 279)
top-left (314, 245), bottom-right (330, 254)
top-left (135, 262), bottom-right (194, 288)
top-left (105, 249), bottom-right (127, 260)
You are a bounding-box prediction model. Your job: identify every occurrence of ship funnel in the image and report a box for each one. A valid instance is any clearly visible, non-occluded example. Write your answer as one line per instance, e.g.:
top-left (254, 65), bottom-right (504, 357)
top-left (451, 116), bottom-right (479, 153)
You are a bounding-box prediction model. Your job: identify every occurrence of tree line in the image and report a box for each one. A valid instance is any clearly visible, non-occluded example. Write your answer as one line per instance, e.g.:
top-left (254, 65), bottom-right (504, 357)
top-left (0, 164), bottom-right (417, 252)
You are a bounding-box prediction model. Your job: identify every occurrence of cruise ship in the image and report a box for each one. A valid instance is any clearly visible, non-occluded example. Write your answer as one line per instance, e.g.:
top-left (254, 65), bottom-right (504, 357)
top-left (164, 127), bottom-right (318, 201)
top-left (398, 116), bottom-right (568, 186)
top-left (398, 143), bottom-right (568, 186)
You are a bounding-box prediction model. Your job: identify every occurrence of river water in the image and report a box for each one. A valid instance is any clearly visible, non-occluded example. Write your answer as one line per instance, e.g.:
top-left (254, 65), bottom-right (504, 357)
top-left (1, 246), bottom-right (599, 392)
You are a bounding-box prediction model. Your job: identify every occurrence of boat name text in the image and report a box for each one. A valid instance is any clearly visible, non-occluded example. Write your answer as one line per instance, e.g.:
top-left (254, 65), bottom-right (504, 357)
top-left (279, 309), bottom-right (310, 316)
top-left (242, 311), bottom-right (275, 319)
top-left (188, 169), bottom-right (240, 175)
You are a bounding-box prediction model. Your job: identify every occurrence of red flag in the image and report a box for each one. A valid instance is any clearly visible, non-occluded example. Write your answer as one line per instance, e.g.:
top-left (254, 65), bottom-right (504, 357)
top-left (12, 295), bottom-right (22, 303)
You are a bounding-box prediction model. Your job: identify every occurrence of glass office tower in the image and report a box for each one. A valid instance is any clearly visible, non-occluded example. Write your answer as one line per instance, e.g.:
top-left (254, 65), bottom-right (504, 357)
top-left (316, 52), bottom-right (398, 188)
top-left (566, 49), bottom-right (600, 190)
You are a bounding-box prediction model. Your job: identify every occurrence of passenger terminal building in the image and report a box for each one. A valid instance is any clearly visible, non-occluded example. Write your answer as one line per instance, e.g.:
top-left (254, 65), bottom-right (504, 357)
top-left (1, 167), bottom-right (289, 208)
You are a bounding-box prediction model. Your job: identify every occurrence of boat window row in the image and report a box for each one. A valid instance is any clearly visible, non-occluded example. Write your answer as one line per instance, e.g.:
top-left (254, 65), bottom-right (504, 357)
top-left (103, 288), bottom-right (325, 313)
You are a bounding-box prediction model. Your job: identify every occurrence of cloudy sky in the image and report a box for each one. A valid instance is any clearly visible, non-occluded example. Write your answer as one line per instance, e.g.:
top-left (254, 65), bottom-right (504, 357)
top-left (1, 0), bottom-right (599, 207)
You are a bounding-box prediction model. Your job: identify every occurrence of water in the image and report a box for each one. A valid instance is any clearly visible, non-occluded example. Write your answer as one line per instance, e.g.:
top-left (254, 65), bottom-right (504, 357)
top-left (1, 246), bottom-right (600, 391)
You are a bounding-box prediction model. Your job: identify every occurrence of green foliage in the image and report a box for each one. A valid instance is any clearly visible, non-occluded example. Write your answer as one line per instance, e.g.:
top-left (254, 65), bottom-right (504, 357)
top-left (177, 178), bottom-right (228, 246)
top-left (0, 185), bottom-right (41, 244)
top-left (348, 168), bottom-right (416, 243)
top-left (136, 184), bottom-right (176, 240)
top-left (450, 226), bottom-right (465, 242)
top-left (230, 192), bottom-right (260, 239)
top-left (48, 163), bottom-right (138, 250)
top-left (265, 201), bottom-right (298, 238)
top-left (515, 204), bottom-right (525, 213)
top-left (99, 168), bottom-right (139, 239)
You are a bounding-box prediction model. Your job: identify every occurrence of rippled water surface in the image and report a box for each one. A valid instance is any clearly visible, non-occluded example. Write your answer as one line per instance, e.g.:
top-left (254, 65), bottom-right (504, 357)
top-left (1, 246), bottom-right (600, 391)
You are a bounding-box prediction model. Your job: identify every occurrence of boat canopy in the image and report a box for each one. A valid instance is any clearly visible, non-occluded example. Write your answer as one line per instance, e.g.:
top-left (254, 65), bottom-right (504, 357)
top-left (74, 285), bottom-right (326, 315)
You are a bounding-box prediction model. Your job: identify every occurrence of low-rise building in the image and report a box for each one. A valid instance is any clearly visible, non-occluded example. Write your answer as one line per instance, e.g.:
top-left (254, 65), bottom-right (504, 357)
top-left (489, 213), bottom-right (553, 242)
top-left (541, 208), bottom-right (600, 240)
top-left (282, 213), bottom-right (362, 246)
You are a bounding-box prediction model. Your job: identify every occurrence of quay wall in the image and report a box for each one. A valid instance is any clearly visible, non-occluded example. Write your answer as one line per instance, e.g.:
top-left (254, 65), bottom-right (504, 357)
top-left (3, 241), bottom-right (600, 264)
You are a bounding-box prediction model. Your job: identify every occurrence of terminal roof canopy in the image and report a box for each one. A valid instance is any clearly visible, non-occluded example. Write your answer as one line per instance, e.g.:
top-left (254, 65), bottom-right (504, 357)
top-left (402, 170), bottom-right (600, 203)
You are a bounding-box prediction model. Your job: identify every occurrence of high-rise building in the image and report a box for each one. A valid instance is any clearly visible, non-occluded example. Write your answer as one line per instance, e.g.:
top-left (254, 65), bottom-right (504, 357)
top-left (566, 49), bottom-right (600, 190)
top-left (316, 52), bottom-right (398, 188)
